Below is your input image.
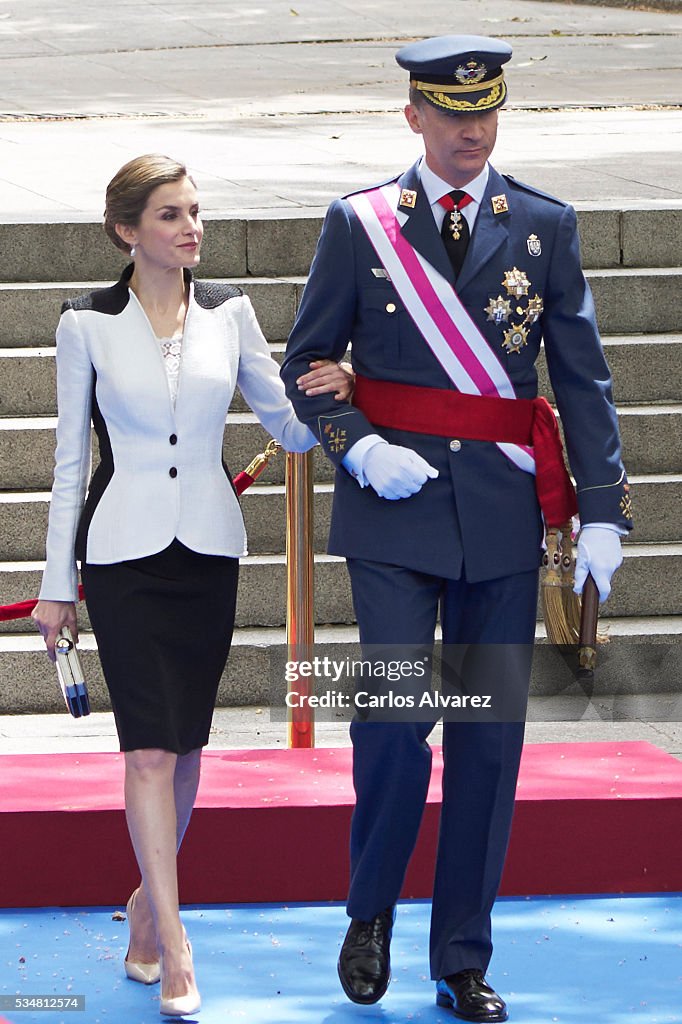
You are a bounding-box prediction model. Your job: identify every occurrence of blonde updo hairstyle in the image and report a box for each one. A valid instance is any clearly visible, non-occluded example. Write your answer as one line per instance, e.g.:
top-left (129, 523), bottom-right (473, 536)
top-left (103, 154), bottom-right (194, 254)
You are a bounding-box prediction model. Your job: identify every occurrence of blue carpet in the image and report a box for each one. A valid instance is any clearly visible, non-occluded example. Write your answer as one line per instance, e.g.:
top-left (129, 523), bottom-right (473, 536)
top-left (0, 895), bottom-right (680, 1023)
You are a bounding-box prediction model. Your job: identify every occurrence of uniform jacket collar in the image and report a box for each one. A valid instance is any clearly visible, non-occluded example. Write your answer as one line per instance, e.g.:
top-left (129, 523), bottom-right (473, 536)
top-left (395, 161), bottom-right (511, 293)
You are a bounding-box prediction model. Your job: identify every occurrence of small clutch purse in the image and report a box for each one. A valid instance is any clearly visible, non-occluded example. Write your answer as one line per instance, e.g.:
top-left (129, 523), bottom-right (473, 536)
top-left (55, 626), bottom-right (90, 718)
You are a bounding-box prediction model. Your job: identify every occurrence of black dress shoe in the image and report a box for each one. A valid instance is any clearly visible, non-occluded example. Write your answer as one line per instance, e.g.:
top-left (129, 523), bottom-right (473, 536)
top-left (436, 969), bottom-right (508, 1022)
top-left (337, 905), bottom-right (395, 1004)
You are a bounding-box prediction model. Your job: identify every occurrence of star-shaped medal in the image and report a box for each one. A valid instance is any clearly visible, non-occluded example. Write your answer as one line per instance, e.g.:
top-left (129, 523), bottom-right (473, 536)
top-left (526, 295), bottom-right (544, 324)
top-left (502, 325), bottom-right (529, 354)
top-left (502, 267), bottom-right (531, 298)
top-left (484, 295), bottom-right (512, 324)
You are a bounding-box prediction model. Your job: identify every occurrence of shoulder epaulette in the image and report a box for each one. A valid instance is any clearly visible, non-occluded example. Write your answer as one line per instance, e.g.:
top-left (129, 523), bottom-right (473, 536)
top-left (342, 174), bottom-right (400, 201)
top-left (502, 174), bottom-right (568, 208)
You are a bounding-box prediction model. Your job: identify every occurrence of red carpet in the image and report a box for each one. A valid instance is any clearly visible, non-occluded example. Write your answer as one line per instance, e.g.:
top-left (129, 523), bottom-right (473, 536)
top-left (1, 742), bottom-right (681, 908)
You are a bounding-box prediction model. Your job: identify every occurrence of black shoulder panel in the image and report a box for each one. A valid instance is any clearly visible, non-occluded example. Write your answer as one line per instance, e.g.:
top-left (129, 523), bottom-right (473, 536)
top-left (194, 280), bottom-right (243, 309)
top-left (61, 264), bottom-right (133, 316)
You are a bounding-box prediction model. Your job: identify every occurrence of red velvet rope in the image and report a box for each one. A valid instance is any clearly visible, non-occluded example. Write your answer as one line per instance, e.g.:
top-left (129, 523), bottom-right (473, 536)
top-left (0, 469), bottom-right (255, 622)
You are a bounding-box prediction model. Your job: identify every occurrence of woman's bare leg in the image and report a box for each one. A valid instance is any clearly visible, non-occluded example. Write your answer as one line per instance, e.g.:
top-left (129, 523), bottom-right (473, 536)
top-left (124, 748), bottom-right (197, 1000)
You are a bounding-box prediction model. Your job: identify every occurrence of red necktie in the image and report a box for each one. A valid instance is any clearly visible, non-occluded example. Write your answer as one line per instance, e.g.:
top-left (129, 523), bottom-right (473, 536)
top-left (438, 190), bottom-right (473, 278)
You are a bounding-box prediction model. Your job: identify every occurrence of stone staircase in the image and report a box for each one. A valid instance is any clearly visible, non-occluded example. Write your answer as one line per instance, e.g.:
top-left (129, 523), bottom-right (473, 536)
top-left (0, 209), bottom-right (680, 716)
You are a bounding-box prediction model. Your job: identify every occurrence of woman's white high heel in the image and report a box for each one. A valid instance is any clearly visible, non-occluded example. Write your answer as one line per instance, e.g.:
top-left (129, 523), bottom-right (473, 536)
top-left (124, 889), bottom-right (161, 984)
top-left (159, 937), bottom-right (200, 1017)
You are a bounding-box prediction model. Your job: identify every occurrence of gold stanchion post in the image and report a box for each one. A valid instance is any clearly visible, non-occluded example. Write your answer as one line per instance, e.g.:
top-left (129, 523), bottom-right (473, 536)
top-left (285, 450), bottom-right (315, 748)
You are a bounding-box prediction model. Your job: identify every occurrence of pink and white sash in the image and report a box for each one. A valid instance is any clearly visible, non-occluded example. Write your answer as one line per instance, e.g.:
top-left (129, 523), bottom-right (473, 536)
top-left (347, 182), bottom-right (535, 474)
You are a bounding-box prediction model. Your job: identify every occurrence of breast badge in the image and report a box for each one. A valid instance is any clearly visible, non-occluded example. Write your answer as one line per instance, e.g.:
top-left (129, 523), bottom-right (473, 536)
top-left (527, 234), bottom-right (542, 257)
top-left (486, 268), bottom-right (544, 355)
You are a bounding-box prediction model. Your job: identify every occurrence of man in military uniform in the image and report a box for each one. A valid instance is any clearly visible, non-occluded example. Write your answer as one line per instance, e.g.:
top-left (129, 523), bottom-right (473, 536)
top-left (281, 35), bottom-right (631, 1022)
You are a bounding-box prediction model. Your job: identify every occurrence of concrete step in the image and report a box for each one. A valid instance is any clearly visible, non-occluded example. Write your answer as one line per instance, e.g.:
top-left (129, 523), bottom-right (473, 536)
top-left (0, 616), bottom-right (679, 715)
top-left (2, 266), bottom-right (682, 347)
top-left (541, 335), bottom-right (682, 408)
top-left (4, 335), bottom-right (680, 416)
top-left (0, 473), bottom-right (676, 563)
top-left (1, 543), bottom-right (680, 636)
top-left (0, 415), bottom-right (335, 490)
top-left (0, 278), bottom-right (304, 348)
top-left (589, 268), bottom-right (682, 335)
top-left (1, 403), bottom-right (678, 491)
top-left (0, 483), bottom-right (335, 561)
top-left (0, 207), bottom-right (680, 285)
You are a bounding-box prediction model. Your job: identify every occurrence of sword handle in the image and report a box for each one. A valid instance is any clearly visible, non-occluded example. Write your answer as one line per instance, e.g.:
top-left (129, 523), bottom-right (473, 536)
top-left (577, 574), bottom-right (600, 677)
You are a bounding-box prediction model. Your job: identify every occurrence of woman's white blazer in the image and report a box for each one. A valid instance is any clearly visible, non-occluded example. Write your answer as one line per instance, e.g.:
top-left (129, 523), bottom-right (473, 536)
top-left (39, 266), bottom-right (315, 602)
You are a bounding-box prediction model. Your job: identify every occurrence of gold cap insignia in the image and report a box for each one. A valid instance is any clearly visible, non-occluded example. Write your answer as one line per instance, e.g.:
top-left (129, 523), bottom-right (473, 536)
top-left (399, 188), bottom-right (417, 209)
top-left (455, 61), bottom-right (487, 85)
top-left (491, 194), bottom-right (509, 215)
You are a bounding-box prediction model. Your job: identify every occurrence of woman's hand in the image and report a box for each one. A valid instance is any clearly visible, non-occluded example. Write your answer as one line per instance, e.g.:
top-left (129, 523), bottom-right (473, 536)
top-left (296, 359), bottom-right (355, 402)
top-left (31, 600), bottom-right (78, 662)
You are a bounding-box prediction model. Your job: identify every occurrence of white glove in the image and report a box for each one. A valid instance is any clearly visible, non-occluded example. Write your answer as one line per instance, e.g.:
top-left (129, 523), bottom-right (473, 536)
top-left (363, 443), bottom-right (439, 500)
top-left (573, 525), bottom-right (623, 603)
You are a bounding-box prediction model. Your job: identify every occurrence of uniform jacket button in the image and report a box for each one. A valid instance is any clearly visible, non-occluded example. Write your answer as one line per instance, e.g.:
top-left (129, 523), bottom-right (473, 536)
top-left (169, 433), bottom-right (178, 445)
top-left (169, 466), bottom-right (178, 478)
top-left (449, 439), bottom-right (462, 453)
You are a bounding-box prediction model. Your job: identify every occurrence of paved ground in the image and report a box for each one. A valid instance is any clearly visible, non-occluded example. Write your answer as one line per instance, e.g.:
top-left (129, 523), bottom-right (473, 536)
top-left (0, 0), bottom-right (681, 215)
top-left (2, 706), bottom-right (681, 758)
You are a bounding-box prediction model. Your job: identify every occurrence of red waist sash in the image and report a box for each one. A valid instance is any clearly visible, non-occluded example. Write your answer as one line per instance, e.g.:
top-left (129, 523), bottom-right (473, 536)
top-left (353, 374), bottom-right (577, 528)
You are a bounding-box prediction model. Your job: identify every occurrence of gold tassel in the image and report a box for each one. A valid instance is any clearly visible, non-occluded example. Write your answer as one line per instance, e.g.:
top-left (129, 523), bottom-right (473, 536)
top-left (560, 520), bottom-right (582, 641)
top-left (542, 520), bottom-right (610, 648)
top-left (541, 526), bottom-right (574, 646)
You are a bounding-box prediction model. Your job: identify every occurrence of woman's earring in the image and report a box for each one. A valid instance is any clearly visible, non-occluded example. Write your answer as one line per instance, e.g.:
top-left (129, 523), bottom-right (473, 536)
top-left (130, 245), bottom-right (137, 259)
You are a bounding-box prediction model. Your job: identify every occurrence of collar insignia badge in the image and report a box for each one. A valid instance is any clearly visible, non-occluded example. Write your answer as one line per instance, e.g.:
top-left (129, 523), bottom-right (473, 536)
top-left (399, 188), bottom-right (417, 209)
top-left (491, 194), bottom-right (509, 215)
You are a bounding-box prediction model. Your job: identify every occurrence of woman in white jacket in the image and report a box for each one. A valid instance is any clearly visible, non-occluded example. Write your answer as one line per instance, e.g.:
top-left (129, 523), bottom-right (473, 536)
top-left (31, 154), bottom-right (351, 1017)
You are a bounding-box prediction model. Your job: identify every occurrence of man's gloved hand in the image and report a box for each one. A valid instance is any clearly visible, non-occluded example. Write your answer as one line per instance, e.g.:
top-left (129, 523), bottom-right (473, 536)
top-left (363, 443), bottom-right (439, 500)
top-left (573, 525), bottom-right (623, 603)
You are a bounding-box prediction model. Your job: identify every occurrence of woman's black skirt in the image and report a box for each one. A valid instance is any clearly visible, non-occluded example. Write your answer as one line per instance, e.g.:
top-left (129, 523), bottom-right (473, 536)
top-left (81, 540), bottom-right (239, 755)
